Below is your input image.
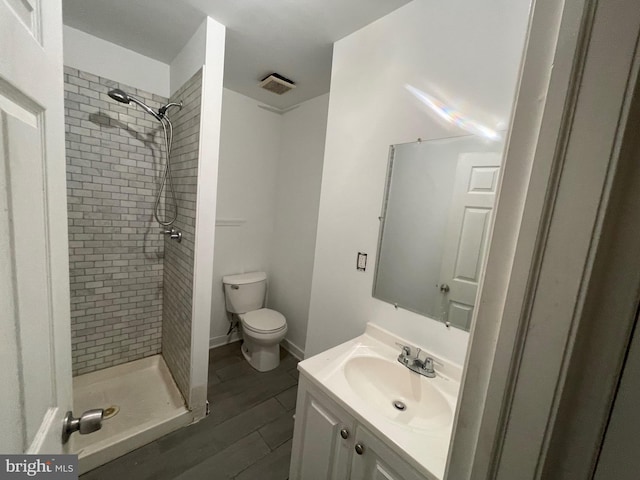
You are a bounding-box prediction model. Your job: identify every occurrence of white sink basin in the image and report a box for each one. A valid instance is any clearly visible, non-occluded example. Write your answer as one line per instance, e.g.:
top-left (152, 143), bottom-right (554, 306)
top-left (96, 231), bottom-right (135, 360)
top-left (298, 323), bottom-right (462, 479)
top-left (343, 355), bottom-right (452, 430)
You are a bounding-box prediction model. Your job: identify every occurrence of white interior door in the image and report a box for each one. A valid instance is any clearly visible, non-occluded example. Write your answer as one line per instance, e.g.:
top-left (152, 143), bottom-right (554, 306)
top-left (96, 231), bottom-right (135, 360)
top-left (438, 152), bottom-right (501, 330)
top-left (0, 0), bottom-right (73, 454)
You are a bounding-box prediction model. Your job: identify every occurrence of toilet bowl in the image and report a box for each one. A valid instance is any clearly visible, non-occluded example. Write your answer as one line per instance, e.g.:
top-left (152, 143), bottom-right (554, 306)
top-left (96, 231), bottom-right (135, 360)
top-left (222, 272), bottom-right (288, 372)
top-left (239, 308), bottom-right (287, 372)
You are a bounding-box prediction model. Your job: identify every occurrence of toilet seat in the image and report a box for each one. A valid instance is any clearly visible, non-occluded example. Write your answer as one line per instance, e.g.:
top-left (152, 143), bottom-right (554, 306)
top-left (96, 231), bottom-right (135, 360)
top-left (241, 308), bottom-right (286, 334)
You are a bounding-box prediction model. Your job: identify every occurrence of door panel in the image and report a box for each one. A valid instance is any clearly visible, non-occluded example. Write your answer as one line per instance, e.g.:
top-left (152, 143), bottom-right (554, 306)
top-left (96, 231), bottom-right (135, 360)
top-left (0, 102), bottom-right (24, 454)
top-left (447, 301), bottom-right (474, 330)
top-left (290, 378), bottom-right (355, 480)
top-left (0, 0), bottom-right (72, 454)
top-left (2, 99), bottom-right (54, 448)
top-left (298, 395), bottom-right (353, 479)
top-left (453, 207), bottom-right (491, 281)
top-left (350, 426), bottom-right (425, 480)
top-left (4, 0), bottom-right (41, 40)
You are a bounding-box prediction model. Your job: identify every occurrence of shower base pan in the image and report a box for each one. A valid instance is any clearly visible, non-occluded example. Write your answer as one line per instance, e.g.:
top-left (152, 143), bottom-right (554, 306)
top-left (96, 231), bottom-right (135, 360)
top-left (71, 355), bottom-right (192, 474)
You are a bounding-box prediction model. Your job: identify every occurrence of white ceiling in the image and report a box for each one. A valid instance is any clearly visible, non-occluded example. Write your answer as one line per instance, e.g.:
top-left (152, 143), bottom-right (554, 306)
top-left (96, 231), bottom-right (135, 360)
top-left (62, 0), bottom-right (411, 109)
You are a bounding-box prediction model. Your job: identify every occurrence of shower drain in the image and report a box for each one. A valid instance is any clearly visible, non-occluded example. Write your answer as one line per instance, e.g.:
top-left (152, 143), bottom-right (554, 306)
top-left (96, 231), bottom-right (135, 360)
top-left (392, 400), bottom-right (407, 411)
top-left (103, 405), bottom-right (120, 420)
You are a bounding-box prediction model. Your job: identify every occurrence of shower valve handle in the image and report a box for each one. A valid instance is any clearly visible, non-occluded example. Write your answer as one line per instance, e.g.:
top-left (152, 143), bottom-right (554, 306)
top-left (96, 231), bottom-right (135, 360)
top-left (161, 228), bottom-right (182, 242)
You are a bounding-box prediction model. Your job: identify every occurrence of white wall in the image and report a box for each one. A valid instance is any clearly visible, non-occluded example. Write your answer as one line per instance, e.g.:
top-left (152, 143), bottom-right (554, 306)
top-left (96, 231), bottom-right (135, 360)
top-left (210, 91), bottom-right (329, 355)
top-left (210, 89), bottom-right (283, 345)
top-left (305, 0), bottom-right (530, 364)
top-left (268, 94), bottom-right (330, 357)
top-left (63, 19), bottom-right (210, 98)
top-left (63, 26), bottom-right (170, 97)
top-left (170, 20), bottom-right (207, 96)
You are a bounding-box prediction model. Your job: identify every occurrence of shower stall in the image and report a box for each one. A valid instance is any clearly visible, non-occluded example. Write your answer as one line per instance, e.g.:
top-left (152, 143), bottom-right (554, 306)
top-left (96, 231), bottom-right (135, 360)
top-left (63, 64), bottom-right (210, 472)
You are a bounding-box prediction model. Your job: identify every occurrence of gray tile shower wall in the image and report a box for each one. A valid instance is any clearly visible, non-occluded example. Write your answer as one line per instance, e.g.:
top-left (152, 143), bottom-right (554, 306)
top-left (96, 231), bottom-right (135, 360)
top-left (162, 69), bottom-right (204, 400)
top-left (64, 66), bottom-right (168, 376)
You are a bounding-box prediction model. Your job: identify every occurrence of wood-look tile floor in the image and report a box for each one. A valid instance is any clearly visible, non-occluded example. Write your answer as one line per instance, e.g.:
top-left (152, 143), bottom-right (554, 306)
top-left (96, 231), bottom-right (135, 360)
top-left (81, 343), bottom-right (299, 480)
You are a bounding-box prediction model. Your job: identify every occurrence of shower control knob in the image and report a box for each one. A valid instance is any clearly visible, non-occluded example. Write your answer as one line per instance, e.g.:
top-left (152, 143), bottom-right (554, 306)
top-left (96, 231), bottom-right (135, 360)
top-left (340, 428), bottom-right (349, 439)
top-left (162, 228), bottom-right (182, 242)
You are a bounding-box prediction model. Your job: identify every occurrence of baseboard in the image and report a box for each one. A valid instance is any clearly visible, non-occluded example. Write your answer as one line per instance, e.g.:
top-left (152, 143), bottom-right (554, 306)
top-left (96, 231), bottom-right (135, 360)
top-left (282, 338), bottom-right (304, 360)
top-left (209, 331), bottom-right (241, 349)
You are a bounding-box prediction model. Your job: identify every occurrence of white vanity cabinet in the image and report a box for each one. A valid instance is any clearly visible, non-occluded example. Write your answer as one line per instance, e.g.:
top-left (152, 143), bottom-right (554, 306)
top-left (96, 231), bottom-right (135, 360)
top-left (290, 376), bottom-right (427, 480)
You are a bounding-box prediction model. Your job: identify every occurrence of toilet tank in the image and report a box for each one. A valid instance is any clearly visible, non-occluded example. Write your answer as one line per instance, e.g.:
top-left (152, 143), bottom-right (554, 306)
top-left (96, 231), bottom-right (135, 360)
top-left (222, 271), bottom-right (267, 314)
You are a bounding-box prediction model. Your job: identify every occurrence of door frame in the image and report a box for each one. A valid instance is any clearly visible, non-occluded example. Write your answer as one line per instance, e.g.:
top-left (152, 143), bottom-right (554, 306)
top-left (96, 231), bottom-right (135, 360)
top-left (446, 0), bottom-right (640, 477)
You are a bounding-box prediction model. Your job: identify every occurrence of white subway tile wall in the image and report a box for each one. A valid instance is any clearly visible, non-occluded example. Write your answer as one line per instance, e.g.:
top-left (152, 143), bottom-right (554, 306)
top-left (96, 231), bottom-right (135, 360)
top-left (161, 69), bottom-right (203, 399)
top-left (64, 67), bottom-right (168, 376)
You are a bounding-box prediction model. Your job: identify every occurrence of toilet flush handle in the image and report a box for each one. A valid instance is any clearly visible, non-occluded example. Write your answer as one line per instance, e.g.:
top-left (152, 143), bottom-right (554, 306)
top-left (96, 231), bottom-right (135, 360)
top-left (231, 285), bottom-right (239, 290)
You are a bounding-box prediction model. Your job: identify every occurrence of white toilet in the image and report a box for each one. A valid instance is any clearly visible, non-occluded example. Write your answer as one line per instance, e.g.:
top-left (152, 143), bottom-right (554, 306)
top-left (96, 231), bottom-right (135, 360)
top-left (222, 271), bottom-right (288, 372)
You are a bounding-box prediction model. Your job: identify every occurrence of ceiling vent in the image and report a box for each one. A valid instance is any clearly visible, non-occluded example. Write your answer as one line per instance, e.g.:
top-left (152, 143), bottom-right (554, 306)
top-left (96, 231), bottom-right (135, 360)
top-left (259, 73), bottom-right (296, 95)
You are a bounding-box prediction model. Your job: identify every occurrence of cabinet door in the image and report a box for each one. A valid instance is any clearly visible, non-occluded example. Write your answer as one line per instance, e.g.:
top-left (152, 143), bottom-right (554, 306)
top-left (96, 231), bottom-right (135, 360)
top-left (350, 426), bottom-right (426, 480)
top-left (289, 377), bottom-right (355, 480)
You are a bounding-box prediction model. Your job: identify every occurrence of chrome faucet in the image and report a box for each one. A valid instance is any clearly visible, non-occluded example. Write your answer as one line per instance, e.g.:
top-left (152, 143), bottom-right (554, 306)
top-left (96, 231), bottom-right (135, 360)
top-left (396, 343), bottom-right (436, 378)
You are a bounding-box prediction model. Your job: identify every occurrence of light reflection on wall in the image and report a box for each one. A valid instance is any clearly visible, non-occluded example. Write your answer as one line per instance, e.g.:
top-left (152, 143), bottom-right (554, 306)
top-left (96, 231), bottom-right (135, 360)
top-left (405, 85), bottom-right (501, 141)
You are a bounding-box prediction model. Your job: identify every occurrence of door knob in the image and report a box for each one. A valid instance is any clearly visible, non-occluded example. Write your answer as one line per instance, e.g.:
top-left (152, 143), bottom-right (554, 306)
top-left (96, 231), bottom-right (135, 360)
top-left (62, 409), bottom-right (104, 443)
top-left (439, 283), bottom-right (450, 293)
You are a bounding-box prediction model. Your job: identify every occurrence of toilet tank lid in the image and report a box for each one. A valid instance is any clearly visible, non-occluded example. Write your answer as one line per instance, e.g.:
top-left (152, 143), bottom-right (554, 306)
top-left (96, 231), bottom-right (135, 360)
top-left (222, 271), bottom-right (267, 285)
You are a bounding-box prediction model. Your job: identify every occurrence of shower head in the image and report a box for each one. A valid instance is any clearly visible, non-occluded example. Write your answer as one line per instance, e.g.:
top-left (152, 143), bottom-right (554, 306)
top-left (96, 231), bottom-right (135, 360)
top-left (107, 88), bottom-right (163, 121)
top-left (107, 88), bottom-right (130, 104)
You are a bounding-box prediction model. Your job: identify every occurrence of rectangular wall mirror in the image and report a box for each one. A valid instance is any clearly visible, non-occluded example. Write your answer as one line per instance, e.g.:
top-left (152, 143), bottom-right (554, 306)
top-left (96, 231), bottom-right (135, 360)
top-left (373, 135), bottom-right (505, 331)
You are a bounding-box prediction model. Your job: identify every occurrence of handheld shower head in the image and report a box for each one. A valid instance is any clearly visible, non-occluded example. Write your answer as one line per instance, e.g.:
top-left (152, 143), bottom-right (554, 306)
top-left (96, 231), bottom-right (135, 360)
top-left (107, 89), bottom-right (130, 104)
top-left (106, 88), bottom-right (181, 226)
top-left (107, 88), bottom-right (162, 121)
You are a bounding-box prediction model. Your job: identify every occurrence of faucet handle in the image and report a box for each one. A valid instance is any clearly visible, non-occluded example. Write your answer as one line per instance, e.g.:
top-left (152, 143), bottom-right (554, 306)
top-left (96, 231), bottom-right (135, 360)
top-left (395, 343), bottom-right (411, 356)
top-left (419, 356), bottom-right (436, 378)
top-left (414, 348), bottom-right (442, 366)
top-left (395, 343), bottom-right (412, 366)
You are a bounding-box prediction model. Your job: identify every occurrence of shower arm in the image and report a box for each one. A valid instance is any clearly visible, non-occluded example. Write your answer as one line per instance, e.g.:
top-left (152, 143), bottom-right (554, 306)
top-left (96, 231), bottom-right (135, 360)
top-left (159, 102), bottom-right (183, 117)
top-left (127, 95), bottom-right (163, 121)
